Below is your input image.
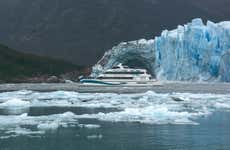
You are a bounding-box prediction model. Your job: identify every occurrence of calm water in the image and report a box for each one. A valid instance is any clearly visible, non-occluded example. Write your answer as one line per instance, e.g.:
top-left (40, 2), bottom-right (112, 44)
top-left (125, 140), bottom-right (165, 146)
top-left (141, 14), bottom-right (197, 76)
top-left (0, 91), bottom-right (230, 150)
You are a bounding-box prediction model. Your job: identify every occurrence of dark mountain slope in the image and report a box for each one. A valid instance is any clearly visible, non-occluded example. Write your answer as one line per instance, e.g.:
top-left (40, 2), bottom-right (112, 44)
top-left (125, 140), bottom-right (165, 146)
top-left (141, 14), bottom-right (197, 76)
top-left (0, 44), bottom-right (82, 82)
top-left (0, 0), bottom-right (229, 65)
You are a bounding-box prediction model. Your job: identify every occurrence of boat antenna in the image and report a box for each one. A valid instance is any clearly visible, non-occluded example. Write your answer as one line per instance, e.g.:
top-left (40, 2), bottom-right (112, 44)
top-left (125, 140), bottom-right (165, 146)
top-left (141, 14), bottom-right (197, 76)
top-left (117, 63), bottom-right (124, 69)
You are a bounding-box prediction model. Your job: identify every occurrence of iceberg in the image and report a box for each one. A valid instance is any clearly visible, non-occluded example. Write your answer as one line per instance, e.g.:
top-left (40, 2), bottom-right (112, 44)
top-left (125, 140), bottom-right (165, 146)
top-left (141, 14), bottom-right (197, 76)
top-left (91, 18), bottom-right (230, 82)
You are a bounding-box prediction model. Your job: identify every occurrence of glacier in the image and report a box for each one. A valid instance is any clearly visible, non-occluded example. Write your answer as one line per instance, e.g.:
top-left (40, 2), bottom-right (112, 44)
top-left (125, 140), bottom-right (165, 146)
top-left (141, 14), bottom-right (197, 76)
top-left (91, 18), bottom-right (230, 82)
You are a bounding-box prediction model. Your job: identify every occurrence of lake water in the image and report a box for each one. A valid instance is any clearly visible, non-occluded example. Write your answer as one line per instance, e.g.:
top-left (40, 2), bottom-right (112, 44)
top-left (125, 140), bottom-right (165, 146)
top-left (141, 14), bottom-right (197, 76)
top-left (0, 90), bottom-right (230, 150)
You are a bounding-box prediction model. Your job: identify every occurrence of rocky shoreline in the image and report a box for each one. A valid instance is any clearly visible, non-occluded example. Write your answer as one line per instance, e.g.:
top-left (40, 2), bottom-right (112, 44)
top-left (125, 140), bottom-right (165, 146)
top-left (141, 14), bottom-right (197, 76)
top-left (0, 68), bottom-right (91, 84)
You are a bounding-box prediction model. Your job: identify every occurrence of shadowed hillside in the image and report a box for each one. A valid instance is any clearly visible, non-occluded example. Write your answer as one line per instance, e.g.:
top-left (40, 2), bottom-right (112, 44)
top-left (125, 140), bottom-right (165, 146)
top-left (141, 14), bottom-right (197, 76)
top-left (0, 44), bottom-right (84, 82)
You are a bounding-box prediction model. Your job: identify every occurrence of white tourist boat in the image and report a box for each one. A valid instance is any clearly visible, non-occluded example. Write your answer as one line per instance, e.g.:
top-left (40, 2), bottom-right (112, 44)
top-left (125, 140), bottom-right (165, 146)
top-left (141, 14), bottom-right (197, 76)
top-left (80, 64), bottom-right (160, 85)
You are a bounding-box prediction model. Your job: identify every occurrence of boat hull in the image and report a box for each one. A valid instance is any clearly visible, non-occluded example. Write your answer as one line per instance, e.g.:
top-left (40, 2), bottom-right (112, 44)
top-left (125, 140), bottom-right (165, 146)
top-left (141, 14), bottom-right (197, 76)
top-left (80, 79), bottom-right (161, 86)
top-left (80, 79), bottom-right (125, 85)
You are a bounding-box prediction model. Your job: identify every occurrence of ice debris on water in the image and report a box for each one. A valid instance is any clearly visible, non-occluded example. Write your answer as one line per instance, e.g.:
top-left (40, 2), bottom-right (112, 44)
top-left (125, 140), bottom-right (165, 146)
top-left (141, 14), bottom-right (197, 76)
top-left (0, 90), bottom-right (230, 138)
top-left (79, 124), bottom-right (101, 129)
top-left (37, 122), bottom-right (59, 131)
top-left (0, 111), bottom-right (79, 138)
top-left (0, 98), bottom-right (30, 107)
top-left (87, 134), bottom-right (103, 139)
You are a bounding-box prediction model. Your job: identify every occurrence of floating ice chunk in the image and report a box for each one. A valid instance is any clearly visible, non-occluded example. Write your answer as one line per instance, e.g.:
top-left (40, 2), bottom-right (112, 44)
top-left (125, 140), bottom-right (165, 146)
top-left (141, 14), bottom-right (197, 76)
top-left (87, 134), bottom-right (103, 139)
top-left (0, 135), bottom-right (18, 139)
top-left (0, 98), bottom-right (30, 107)
top-left (215, 102), bottom-right (230, 109)
top-left (59, 112), bottom-right (76, 119)
top-left (65, 80), bottom-right (74, 83)
top-left (6, 127), bottom-right (45, 136)
top-left (0, 99), bottom-right (30, 115)
top-left (37, 122), bottom-right (59, 130)
top-left (0, 111), bottom-right (79, 138)
top-left (145, 90), bottom-right (157, 95)
top-left (79, 124), bottom-right (101, 129)
top-left (76, 106), bottom-right (199, 125)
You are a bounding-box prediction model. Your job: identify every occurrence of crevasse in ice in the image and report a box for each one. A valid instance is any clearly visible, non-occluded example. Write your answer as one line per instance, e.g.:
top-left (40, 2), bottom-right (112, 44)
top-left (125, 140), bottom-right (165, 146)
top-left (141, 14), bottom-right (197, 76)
top-left (91, 18), bottom-right (230, 82)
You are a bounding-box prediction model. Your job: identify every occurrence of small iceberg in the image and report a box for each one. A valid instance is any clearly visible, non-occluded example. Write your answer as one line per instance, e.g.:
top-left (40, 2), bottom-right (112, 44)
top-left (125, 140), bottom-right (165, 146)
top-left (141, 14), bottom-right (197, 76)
top-left (0, 98), bottom-right (30, 107)
top-left (79, 124), bottom-right (101, 129)
top-left (37, 121), bottom-right (59, 131)
top-left (0, 98), bottom-right (30, 115)
top-left (87, 134), bottom-right (103, 139)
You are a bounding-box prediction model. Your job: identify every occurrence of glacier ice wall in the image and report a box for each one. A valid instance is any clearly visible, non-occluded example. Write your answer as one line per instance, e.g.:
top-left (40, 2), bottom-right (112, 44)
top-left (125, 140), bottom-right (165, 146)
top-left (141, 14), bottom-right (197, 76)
top-left (220, 50), bottom-right (230, 81)
top-left (91, 39), bottom-right (155, 77)
top-left (92, 18), bottom-right (230, 82)
top-left (155, 19), bottom-right (230, 81)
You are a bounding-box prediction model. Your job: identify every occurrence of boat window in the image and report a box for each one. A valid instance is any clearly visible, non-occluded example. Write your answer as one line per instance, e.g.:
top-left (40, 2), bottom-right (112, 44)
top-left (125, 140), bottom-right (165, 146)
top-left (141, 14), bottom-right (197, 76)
top-left (112, 66), bottom-right (120, 69)
top-left (97, 76), bottom-right (133, 79)
top-left (104, 71), bottom-right (145, 74)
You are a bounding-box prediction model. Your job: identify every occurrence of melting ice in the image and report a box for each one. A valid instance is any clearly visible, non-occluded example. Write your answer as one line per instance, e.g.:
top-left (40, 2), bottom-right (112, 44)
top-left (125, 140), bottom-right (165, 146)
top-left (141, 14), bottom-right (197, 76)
top-left (0, 90), bottom-right (230, 138)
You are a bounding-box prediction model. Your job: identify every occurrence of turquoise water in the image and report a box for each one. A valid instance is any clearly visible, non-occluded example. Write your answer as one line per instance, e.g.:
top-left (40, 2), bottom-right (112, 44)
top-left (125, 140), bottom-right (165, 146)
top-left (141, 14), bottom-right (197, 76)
top-left (0, 91), bottom-right (230, 150)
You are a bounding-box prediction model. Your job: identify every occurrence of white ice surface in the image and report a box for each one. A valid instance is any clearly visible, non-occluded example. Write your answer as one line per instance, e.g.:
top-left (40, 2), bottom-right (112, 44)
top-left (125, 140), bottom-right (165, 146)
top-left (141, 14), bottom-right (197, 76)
top-left (0, 90), bottom-right (230, 138)
top-left (79, 124), bottom-right (101, 129)
top-left (87, 134), bottom-right (103, 139)
top-left (0, 111), bottom-right (78, 138)
top-left (0, 98), bottom-right (30, 107)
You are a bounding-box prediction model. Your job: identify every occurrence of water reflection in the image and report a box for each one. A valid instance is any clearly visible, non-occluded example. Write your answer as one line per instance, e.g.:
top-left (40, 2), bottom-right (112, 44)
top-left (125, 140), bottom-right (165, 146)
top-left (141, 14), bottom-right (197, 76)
top-left (0, 107), bottom-right (30, 115)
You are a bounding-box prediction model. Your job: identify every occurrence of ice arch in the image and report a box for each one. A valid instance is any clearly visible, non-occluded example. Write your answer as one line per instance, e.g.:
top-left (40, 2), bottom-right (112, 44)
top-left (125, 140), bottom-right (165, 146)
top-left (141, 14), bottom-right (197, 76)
top-left (91, 39), bottom-right (156, 77)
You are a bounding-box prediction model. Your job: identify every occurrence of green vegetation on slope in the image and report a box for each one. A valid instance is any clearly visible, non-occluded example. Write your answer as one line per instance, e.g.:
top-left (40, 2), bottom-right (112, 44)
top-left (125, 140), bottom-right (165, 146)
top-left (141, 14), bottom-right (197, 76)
top-left (0, 44), bottom-right (82, 82)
